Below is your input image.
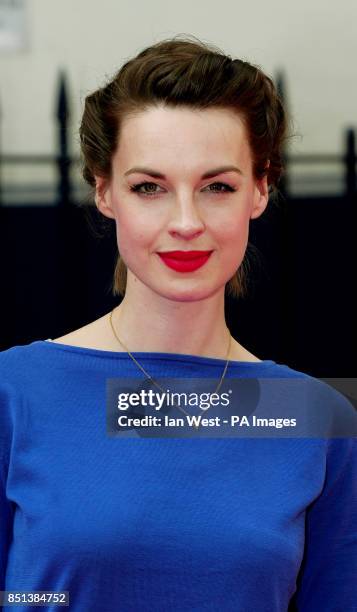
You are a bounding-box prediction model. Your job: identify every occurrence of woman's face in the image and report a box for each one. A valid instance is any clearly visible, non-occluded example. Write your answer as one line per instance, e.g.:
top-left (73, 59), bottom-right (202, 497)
top-left (96, 105), bottom-right (269, 302)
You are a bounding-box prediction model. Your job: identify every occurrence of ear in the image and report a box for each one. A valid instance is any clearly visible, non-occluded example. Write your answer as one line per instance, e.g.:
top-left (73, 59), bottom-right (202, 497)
top-left (250, 161), bottom-right (270, 221)
top-left (94, 176), bottom-right (116, 220)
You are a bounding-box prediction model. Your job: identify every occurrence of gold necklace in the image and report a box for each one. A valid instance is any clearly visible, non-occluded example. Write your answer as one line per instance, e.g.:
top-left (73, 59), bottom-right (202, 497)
top-left (109, 308), bottom-right (232, 431)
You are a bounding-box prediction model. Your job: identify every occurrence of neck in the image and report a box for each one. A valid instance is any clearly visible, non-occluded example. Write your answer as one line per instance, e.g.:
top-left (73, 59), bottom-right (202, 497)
top-left (112, 281), bottom-right (231, 360)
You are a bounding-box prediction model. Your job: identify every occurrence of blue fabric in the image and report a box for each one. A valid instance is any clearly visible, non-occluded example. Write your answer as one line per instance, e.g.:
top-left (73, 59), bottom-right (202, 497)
top-left (0, 340), bottom-right (356, 611)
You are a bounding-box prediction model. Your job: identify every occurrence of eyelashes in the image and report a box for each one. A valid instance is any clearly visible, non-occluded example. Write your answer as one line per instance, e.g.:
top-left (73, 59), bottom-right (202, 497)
top-left (129, 181), bottom-right (237, 197)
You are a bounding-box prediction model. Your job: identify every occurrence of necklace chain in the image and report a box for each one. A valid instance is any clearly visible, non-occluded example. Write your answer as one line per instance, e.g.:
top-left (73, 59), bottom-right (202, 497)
top-left (109, 308), bottom-right (232, 429)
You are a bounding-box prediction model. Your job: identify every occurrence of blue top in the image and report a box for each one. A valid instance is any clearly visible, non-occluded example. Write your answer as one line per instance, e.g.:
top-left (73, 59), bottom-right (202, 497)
top-left (0, 340), bottom-right (356, 611)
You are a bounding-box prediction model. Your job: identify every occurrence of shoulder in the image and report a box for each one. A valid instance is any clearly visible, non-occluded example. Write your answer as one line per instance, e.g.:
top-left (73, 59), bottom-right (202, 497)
top-left (0, 340), bottom-right (68, 396)
top-left (253, 361), bottom-right (357, 436)
top-left (0, 340), bottom-right (72, 456)
top-left (302, 374), bottom-right (357, 434)
top-left (0, 341), bottom-right (46, 378)
top-left (0, 343), bottom-right (39, 462)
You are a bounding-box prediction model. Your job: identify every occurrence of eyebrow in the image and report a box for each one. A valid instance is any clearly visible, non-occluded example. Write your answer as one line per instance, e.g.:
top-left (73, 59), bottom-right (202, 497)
top-left (124, 165), bottom-right (244, 179)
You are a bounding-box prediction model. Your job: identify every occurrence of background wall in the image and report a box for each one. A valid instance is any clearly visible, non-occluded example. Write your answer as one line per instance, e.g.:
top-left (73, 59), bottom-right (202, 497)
top-left (0, 0), bottom-right (356, 197)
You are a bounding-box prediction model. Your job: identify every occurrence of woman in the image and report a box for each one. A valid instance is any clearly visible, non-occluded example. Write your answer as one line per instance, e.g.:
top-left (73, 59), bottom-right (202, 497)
top-left (1, 35), bottom-right (356, 611)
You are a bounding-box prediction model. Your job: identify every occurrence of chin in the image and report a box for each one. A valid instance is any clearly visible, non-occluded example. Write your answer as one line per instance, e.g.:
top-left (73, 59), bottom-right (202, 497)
top-left (153, 283), bottom-right (224, 303)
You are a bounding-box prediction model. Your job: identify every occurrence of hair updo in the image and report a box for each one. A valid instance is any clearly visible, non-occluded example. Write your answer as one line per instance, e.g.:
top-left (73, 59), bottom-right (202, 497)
top-left (79, 34), bottom-right (290, 298)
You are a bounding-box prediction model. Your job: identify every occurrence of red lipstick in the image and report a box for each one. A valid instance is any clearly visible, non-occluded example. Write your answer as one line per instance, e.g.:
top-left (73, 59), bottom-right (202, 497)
top-left (157, 250), bottom-right (213, 272)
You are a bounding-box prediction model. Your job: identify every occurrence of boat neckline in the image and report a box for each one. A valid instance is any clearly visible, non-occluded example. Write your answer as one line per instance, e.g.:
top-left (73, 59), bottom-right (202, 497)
top-left (38, 340), bottom-right (277, 367)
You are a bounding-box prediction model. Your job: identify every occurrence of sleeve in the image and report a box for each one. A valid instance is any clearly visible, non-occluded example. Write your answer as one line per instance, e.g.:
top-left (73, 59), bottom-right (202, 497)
top-left (0, 383), bottom-right (15, 599)
top-left (289, 435), bottom-right (357, 611)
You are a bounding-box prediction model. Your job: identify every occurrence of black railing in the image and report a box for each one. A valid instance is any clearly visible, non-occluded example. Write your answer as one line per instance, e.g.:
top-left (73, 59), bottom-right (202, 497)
top-left (0, 70), bottom-right (356, 205)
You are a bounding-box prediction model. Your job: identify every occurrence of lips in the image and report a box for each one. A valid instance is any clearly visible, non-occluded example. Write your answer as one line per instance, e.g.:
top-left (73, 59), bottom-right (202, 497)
top-left (158, 250), bottom-right (213, 261)
top-left (157, 250), bottom-right (213, 273)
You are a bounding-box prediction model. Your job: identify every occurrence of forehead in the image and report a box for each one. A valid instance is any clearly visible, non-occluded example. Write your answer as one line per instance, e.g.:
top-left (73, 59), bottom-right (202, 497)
top-left (113, 105), bottom-right (252, 173)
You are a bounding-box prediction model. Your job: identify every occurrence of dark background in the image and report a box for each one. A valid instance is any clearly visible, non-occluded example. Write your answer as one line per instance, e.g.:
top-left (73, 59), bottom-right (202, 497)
top-left (0, 190), bottom-right (355, 379)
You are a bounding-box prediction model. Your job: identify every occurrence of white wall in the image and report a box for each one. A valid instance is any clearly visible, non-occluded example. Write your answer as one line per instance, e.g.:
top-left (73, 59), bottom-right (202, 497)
top-left (0, 0), bottom-right (356, 200)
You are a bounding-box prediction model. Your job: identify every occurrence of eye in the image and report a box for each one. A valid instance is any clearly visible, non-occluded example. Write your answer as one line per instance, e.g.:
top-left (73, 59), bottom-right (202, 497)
top-left (130, 182), bottom-right (163, 196)
top-left (129, 181), bottom-right (236, 197)
top-left (203, 182), bottom-right (236, 194)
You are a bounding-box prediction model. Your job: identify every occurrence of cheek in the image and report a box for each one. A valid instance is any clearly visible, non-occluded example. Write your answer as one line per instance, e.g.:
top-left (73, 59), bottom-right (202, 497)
top-left (115, 214), bottom-right (155, 259)
top-left (213, 212), bottom-right (249, 246)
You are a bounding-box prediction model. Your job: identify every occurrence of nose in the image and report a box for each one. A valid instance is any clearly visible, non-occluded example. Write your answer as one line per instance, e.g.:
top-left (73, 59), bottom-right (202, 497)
top-left (167, 194), bottom-right (205, 239)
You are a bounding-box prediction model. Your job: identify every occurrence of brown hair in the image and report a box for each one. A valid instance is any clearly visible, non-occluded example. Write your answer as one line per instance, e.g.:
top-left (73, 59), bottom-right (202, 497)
top-left (79, 34), bottom-right (291, 299)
